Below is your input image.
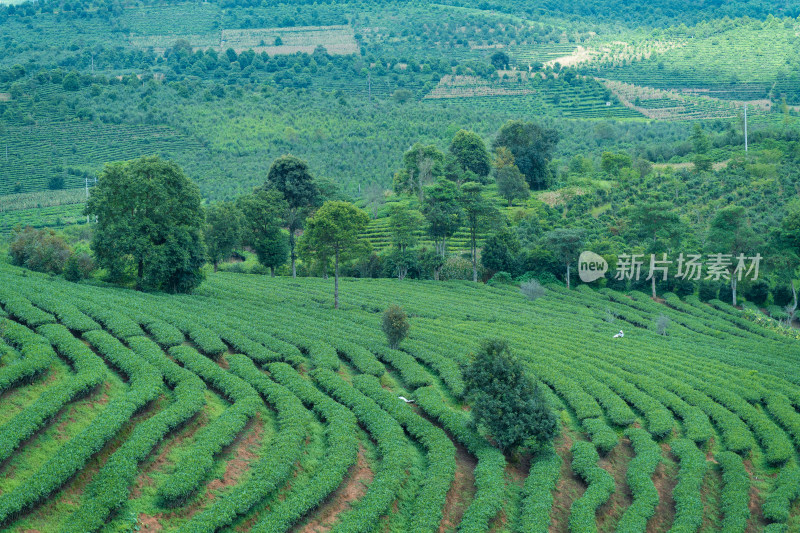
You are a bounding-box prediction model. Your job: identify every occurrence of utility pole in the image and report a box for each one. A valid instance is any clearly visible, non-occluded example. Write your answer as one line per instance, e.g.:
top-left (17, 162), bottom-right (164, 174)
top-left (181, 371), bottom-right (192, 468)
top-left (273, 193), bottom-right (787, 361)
top-left (743, 103), bottom-right (748, 154)
top-left (85, 175), bottom-right (90, 224)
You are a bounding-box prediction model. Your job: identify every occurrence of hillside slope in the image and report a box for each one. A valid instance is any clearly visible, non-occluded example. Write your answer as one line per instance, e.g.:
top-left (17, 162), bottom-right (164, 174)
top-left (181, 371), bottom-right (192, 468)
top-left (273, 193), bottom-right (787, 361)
top-left (0, 263), bottom-right (798, 531)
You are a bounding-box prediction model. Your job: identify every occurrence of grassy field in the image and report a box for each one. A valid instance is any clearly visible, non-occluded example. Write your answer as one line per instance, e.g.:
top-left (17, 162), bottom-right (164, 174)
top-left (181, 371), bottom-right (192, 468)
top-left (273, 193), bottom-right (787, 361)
top-left (0, 261), bottom-right (799, 531)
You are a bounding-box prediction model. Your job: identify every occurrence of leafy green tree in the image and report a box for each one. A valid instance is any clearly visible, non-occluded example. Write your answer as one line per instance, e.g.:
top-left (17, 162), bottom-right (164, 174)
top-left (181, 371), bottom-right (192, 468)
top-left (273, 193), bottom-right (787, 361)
top-left (85, 156), bottom-right (206, 293)
top-left (389, 204), bottom-right (423, 280)
top-left (449, 130), bottom-right (491, 179)
top-left (629, 202), bottom-right (681, 298)
top-left (707, 205), bottom-right (761, 306)
top-left (9, 226), bottom-right (71, 274)
top-left (205, 201), bottom-right (243, 272)
top-left (463, 339), bottom-right (557, 453)
top-left (690, 123), bottom-right (711, 154)
top-left (301, 201), bottom-right (369, 309)
top-left (494, 147), bottom-right (530, 207)
top-left (493, 120), bottom-right (558, 190)
top-left (460, 182), bottom-right (500, 282)
top-left (267, 155), bottom-right (319, 278)
top-left (382, 305), bottom-right (410, 349)
top-left (490, 51), bottom-right (510, 70)
top-left (422, 179), bottom-right (463, 260)
top-left (600, 151), bottom-right (633, 177)
top-left (394, 143), bottom-right (445, 201)
top-left (545, 228), bottom-right (586, 289)
top-left (482, 227), bottom-right (520, 275)
top-left (237, 188), bottom-right (289, 276)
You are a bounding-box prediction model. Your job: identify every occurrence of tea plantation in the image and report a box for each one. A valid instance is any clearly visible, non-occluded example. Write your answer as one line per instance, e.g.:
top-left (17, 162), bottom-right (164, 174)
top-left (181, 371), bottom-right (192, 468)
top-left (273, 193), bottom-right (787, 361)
top-left (0, 262), bottom-right (798, 532)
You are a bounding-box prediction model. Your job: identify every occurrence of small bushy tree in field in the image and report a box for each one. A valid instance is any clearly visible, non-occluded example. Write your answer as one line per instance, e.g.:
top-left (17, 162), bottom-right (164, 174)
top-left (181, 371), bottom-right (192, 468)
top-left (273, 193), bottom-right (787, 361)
top-left (463, 339), bottom-right (557, 453)
top-left (520, 279), bottom-right (546, 301)
top-left (382, 305), bottom-right (410, 349)
top-left (656, 314), bottom-right (670, 336)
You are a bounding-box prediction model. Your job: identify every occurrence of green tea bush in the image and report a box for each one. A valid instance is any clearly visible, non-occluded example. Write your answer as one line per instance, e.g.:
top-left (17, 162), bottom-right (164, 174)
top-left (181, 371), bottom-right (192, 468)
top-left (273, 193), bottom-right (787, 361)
top-left (569, 440), bottom-right (615, 532)
top-left (519, 446), bottom-right (562, 532)
top-left (616, 428), bottom-right (660, 532)
top-left (670, 439), bottom-right (707, 533)
top-left (582, 418), bottom-right (618, 454)
top-left (254, 363), bottom-right (358, 532)
top-left (716, 451), bottom-right (750, 533)
top-left (185, 354), bottom-right (312, 533)
top-left (156, 345), bottom-right (260, 506)
top-left (353, 374), bottom-right (455, 533)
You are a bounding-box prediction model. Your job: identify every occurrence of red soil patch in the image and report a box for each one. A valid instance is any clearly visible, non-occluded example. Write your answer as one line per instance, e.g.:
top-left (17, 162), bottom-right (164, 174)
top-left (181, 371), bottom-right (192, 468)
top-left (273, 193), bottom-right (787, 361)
top-left (295, 443), bottom-right (373, 532)
top-left (148, 414), bottom-right (266, 522)
top-left (218, 355), bottom-right (230, 370)
top-left (550, 428), bottom-right (583, 533)
top-left (439, 440), bottom-right (478, 532)
top-left (647, 443), bottom-right (677, 533)
top-left (597, 437), bottom-right (635, 531)
top-left (743, 459), bottom-right (767, 532)
top-left (206, 414), bottom-right (263, 493)
top-left (130, 408), bottom-right (206, 499)
top-left (137, 513), bottom-right (163, 532)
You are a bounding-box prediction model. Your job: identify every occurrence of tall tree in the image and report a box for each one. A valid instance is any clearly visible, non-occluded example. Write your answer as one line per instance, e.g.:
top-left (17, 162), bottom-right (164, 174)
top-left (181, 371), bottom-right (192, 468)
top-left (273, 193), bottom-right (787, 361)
top-left (267, 155), bottom-right (319, 278)
top-left (422, 179), bottom-right (463, 261)
top-left (629, 201), bottom-right (681, 298)
top-left (388, 204), bottom-right (423, 280)
top-left (493, 120), bottom-right (558, 190)
top-left (237, 188), bottom-right (289, 277)
top-left (707, 205), bottom-right (761, 306)
top-left (775, 198), bottom-right (800, 320)
top-left (463, 339), bottom-right (557, 453)
top-left (301, 201), bottom-right (369, 309)
top-left (493, 147), bottom-right (530, 207)
top-left (85, 156), bottom-right (206, 293)
top-left (449, 130), bottom-right (491, 179)
top-left (460, 182), bottom-right (500, 282)
top-left (545, 228), bottom-right (586, 289)
top-left (205, 202), bottom-right (243, 272)
top-left (393, 143), bottom-right (445, 201)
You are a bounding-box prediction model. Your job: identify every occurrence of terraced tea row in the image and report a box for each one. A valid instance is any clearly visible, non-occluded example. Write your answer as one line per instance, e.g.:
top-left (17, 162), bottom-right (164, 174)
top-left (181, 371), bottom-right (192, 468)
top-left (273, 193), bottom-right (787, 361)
top-left (0, 263), bottom-right (798, 531)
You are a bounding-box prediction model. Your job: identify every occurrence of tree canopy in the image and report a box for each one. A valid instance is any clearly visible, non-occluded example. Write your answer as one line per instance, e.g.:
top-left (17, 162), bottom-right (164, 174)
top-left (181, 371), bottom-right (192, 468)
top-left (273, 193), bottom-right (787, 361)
top-left (266, 154), bottom-right (319, 277)
top-left (449, 129), bottom-right (492, 179)
top-left (493, 120), bottom-right (558, 191)
top-left (85, 155), bottom-right (206, 293)
top-left (302, 200), bottom-right (370, 308)
top-left (463, 339), bottom-right (557, 453)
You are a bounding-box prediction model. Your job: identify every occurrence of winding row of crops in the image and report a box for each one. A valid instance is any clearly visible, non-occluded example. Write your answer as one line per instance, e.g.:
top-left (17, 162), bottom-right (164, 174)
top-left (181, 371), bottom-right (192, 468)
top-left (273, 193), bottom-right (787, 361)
top-left (0, 262), bottom-right (799, 531)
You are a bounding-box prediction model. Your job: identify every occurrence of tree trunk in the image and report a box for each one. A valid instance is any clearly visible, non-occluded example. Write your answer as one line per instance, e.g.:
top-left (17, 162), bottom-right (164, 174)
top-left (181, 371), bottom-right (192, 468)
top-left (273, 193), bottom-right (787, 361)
top-left (472, 245), bottom-right (478, 283)
top-left (213, 261), bottom-right (218, 273)
top-left (434, 265), bottom-right (441, 281)
top-left (270, 266), bottom-right (275, 277)
top-left (566, 263), bottom-right (570, 289)
top-left (289, 231), bottom-right (297, 278)
top-left (789, 280), bottom-right (798, 325)
top-left (137, 260), bottom-right (144, 291)
top-left (731, 276), bottom-right (737, 307)
top-left (334, 251), bottom-right (339, 309)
